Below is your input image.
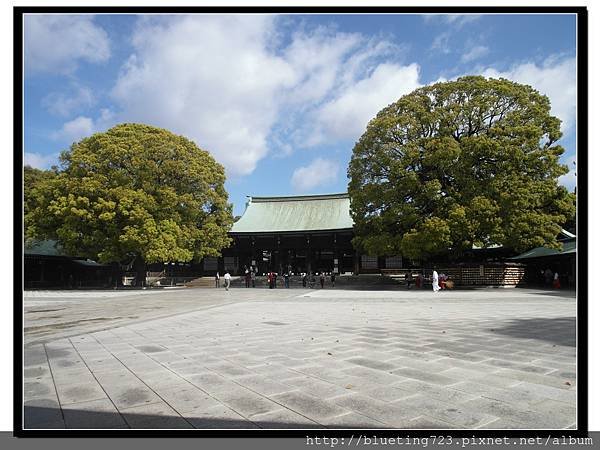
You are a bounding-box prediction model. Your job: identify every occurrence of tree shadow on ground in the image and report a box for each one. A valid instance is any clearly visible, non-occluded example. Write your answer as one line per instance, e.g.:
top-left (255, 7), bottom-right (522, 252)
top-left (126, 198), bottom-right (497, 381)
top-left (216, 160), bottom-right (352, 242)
top-left (23, 406), bottom-right (398, 430)
top-left (492, 317), bottom-right (575, 347)
top-left (525, 290), bottom-right (577, 299)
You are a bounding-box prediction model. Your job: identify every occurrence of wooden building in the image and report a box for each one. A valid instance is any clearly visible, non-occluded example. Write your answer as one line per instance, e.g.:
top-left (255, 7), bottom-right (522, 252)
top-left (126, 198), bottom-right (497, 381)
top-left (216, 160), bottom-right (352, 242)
top-left (25, 240), bottom-right (119, 289)
top-left (510, 233), bottom-right (576, 288)
top-left (217, 193), bottom-right (358, 275)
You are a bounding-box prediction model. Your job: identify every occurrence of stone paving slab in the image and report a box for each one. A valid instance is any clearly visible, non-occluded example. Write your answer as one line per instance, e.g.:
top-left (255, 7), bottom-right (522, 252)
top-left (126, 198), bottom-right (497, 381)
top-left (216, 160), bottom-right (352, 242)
top-left (248, 408), bottom-right (324, 429)
top-left (329, 393), bottom-right (416, 426)
top-left (282, 375), bottom-right (353, 400)
top-left (183, 405), bottom-right (259, 429)
top-left (394, 393), bottom-right (497, 428)
top-left (120, 401), bottom-right (193, 429)
top-left (24, 398), bottom-right (64, 428)
top-left (22, 287), bottom-right (577, 429)
top-left (62, 398), bottom-right (128, 429)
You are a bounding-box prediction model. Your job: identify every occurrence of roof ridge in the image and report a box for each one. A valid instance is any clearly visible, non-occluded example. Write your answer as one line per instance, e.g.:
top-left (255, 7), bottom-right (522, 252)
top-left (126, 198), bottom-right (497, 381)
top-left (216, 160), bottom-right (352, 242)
top-left (250, 193), bottom-right (349, 203)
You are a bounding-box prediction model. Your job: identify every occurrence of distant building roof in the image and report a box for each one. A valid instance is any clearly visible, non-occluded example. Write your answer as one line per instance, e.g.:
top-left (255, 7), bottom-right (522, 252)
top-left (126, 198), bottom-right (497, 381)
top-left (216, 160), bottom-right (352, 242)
top-left (24, 239), bottom-right (66, 256)
top-left (510, 238), bottom-right (576, 260)
top-left (73, 259), bottom-right (109, 267)
top-left (230, 193), bottom-right (354, 234)
top-left (559, 228), bottom-right (576, 239)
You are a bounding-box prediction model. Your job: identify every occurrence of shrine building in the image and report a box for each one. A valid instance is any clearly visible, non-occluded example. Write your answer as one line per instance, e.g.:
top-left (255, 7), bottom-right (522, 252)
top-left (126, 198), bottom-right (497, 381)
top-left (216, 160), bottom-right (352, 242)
top-left (204, 193), bottom-right (405, 276)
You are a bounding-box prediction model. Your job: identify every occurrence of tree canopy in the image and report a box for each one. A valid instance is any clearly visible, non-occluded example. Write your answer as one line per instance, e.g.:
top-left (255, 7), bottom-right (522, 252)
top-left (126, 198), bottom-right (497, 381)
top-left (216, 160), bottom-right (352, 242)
top-left (348, 76), bottom-right (575, 261)
top-left (26, 123), bottom-right (233, 282)
top-left (24, 165), bottom-right (57, 244)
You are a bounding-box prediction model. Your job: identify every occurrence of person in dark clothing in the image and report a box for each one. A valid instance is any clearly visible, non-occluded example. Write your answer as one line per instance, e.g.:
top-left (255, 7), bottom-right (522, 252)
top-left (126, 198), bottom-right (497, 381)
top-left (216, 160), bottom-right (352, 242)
top-left (284, 272), bottom-right (290, 288)
top-left (320, 272), bottom-right (325, 288)
top-left (268, 272), bottom-right (274, 289)
top-left (302, 273), bottom-right (307, 288)
top-left (406, 271), bottom-right (413, 289)
top-left (330, 272), bottom-right (336, 288)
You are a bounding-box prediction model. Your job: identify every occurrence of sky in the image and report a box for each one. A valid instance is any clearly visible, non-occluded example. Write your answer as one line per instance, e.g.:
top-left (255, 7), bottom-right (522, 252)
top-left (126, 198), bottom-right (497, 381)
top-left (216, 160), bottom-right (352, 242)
top-left (23, 13), bottom-right (578, 216)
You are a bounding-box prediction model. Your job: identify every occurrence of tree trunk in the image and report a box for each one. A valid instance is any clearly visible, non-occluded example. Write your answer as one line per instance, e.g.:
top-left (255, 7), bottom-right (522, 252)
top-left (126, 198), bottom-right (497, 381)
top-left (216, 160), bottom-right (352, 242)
top-left (134, 254), bottom-right (146, 287)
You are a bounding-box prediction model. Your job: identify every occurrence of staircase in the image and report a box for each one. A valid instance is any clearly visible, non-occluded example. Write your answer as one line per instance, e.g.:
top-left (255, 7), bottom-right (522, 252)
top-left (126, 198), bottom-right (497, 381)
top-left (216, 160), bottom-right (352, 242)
top-left (185, 277), bottom-right (218, 288)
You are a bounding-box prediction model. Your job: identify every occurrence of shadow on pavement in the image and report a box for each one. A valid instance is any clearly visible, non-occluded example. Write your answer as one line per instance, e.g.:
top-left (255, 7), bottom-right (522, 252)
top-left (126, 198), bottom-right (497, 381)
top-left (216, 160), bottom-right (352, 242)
top-left (493, 317), bottom-right (575, 347)
top-left (23, 406), bottom-right (393, 430)
top-left (526, 290), bottom-right (577, 298)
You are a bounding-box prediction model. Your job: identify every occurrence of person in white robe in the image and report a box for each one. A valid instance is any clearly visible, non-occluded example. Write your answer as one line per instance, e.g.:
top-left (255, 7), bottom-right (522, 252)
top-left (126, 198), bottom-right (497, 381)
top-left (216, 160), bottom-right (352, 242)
top-left (432, 269), bottom-right (440, 292)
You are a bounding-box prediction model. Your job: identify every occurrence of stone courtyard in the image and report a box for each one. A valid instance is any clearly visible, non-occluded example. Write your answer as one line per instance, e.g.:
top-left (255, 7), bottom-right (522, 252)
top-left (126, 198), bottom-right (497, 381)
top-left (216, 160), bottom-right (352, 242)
top-left (23, 287), bottom-right (577, 429)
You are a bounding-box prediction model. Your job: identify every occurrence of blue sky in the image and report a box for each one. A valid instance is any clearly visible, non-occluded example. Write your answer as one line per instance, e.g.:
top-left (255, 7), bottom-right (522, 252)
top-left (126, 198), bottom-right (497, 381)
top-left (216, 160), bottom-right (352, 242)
top-left (24, 13), bottom-right (577, 216)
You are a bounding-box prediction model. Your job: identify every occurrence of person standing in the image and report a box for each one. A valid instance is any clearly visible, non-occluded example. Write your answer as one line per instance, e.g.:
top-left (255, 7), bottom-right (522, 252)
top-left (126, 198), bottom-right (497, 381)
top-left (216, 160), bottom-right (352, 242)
top-left (320, 272), bottom-right (325, 288)
top-left (224, 271), bottom-right (231, 291)
top-left (245, 267), bottom-right (251, 288)
top-left (439, 273), bottom-right (446, 290)
top-left (284, 271), bottom-right (290, 288)
top-left (302, 272), bottom-right (307, 288)
top-left (330, 272), bottom-right (336, 288)
top-left (406, 271), bottom-right (413, 289)
top-left (251, 269), bottom-right (256, 288)
top-left (215, 272), bottom-right (220, 288)
top-left (544, 268), bottom-right (553, 287)
top-left (432, 269), bottom-right (440, 292)
top-left (553, 272), bottom-right (561, 289)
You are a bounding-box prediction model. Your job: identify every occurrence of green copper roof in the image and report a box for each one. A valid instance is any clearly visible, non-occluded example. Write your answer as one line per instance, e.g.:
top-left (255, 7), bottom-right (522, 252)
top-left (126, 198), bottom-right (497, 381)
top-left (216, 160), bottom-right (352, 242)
top-left (510, 239), bottom-right (576, 260)
top-left (230, 193), bottom-right (354, 234)
top-left (25, 239), bottom-right (66, 256)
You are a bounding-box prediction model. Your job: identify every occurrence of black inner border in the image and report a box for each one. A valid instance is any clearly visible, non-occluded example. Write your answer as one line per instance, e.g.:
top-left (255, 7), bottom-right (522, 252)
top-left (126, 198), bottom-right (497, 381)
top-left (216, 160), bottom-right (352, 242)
top-left (13, 5), bottom-right (589, 439)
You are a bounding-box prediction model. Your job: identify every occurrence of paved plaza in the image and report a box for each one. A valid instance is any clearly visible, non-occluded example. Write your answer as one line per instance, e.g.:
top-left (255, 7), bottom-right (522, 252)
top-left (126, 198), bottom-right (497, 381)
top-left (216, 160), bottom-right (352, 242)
top-left (23, 287), bottom-right (577, 429)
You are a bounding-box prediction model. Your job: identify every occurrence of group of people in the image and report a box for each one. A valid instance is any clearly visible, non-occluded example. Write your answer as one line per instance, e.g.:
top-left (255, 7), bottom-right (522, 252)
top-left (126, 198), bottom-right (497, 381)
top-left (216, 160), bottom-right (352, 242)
top-left (431, 270), bottom-right (454, 292)
top-left (217, 267), bottom-right (564, 292)
top-left (214, 271), bottom-right (231, 290)
top-left (301, 272), bottom-right (335, 289)
top-left (214, 269), bottom-right (337, 290)
top-left (542, 268), bottom-right (561, 289)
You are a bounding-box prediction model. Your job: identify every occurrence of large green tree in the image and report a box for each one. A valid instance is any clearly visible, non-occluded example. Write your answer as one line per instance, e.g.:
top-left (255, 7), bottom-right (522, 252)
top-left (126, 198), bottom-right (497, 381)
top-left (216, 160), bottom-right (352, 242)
top-left (26, 123), bottom-right (233, 285)
top-left (348, 76), bottom-right (575, 262)
top-left (24, 165), bottom-right (57, 243)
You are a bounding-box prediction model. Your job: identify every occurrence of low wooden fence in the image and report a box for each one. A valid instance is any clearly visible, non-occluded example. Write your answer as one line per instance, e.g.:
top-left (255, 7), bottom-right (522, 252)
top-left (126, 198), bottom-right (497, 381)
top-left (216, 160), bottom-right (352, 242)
top-left (382, 264), bottom-right (526, 287)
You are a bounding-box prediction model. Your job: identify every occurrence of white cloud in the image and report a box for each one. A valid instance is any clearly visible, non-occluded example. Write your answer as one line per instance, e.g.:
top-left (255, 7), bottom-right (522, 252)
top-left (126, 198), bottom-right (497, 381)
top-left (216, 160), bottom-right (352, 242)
top-left (480, 56), bottom-right (576, 132)
top-left (112, 16), bottom-right (296, 176)
top-left (25, 15), bottom-right (110, 74)
top-left (291, 158), bottom-right (339, 192)
top-left (42, 85), bottom-right (95, 117)
top-left (461, 45), bottom-right (489, 63)
top-left (444, 15), bottom-right (483, 27)
top-left (51, 109), bottom-right (115, 143)
top-left (431, 32), bottom-right (451, 54)
top-left (428, 15), bottom-right (484, 57)
top-left (52, 116), bottom-right (94, 143)
top-left (312, 63), bottom-right (421, 143)
top-left (110, 16), bottom-right (414, 176)
top-left (558, 154), bottom-right (577, 191)
top-left (24, 151), bottom-right (59, 169)
top-left (282, 28), bottom-right (365, 106)
top-left (423, 14), bottom-right (482, 28)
